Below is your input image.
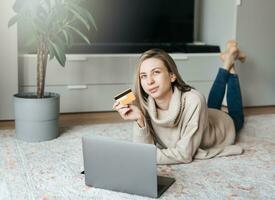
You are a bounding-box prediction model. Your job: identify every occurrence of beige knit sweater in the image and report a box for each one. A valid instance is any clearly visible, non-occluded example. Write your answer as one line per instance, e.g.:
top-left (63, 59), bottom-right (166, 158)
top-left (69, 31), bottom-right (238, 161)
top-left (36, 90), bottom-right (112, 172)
top-left (133, 87), bottom-right (243, 164)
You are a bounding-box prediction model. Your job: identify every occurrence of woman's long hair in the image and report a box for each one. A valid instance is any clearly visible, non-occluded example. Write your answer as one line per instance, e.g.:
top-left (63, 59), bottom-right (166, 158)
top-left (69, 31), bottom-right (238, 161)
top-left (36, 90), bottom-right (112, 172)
top-left (134, 49), bottom-right (192, 147)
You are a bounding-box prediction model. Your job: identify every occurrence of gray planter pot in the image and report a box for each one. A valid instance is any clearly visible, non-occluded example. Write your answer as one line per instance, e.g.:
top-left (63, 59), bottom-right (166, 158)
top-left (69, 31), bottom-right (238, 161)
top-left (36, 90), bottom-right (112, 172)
top-left (13, 92), bottom-right (60, 142)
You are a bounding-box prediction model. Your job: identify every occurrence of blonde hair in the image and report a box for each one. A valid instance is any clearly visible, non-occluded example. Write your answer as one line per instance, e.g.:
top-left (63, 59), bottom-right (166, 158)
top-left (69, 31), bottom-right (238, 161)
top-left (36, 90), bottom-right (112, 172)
top-left (134, 49), bottom-right (192, 147)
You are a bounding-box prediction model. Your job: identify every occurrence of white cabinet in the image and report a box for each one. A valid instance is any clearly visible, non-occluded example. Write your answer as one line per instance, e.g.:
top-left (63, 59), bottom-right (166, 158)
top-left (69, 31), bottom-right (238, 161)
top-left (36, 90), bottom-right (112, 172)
top-left (175, 55), bottom-right (219, 81)
top-left (19, 55), bottom-right (134, 113)
top-left (19, 53), bottom-right (221, 113)
top-left (20, 55), bottom-right (132, 86)
top-left (0, 0), bottom-right (18, 120)
top-left (173, 53), bottom-right (221, 99)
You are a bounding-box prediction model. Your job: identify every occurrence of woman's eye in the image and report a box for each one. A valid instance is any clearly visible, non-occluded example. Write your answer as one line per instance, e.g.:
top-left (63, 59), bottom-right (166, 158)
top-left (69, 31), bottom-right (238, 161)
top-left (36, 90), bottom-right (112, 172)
top-left (140, 75), bottom-right (146, 79)
top-left (153, 71), bottom-right (160, 75)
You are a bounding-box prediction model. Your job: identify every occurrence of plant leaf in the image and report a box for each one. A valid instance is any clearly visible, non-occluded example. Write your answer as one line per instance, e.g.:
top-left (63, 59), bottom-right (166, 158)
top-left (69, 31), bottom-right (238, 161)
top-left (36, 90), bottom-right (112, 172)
top-left (49, 39), bottom-right (66, 67)
top-left (67, 6), bottom-right (90, 30)
top-left (67, 2), bottom-right (97, 31)
top-left (66, 25), bottom-right (91, 45)
top-left (85, 10), bottom-right (97, 31)
top-left (48, 42), bottom-right (55, 60)
top-left (66, 31), bottom-right (74, 48)
top-left (62, 30), bottom-right (69, 45)
top-left (54, 36), bottom-right (66, 65)
top-left (8, 14), bottom-right (20, 28)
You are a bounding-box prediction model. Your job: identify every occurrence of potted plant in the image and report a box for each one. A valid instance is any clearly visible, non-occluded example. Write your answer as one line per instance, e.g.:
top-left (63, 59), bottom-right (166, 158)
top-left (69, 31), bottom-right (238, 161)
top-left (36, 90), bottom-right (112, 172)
top-left (8, 0), bottom-right (96, 142)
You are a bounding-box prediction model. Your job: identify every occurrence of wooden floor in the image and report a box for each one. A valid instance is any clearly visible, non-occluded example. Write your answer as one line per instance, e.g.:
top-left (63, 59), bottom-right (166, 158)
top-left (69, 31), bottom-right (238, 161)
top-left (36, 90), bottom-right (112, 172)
top-left (1, 106), bottom-right (275, 130)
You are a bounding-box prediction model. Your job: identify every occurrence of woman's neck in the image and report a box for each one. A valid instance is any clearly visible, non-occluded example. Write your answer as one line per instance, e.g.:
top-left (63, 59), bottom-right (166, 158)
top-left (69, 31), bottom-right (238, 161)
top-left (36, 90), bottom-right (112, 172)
top-left (155, 89), bottom-right (173, 110)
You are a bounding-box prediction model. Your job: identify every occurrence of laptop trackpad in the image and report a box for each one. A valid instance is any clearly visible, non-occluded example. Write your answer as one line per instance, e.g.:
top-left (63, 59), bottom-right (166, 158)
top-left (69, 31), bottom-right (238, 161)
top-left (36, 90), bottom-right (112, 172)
top-left (157, 176), bottom-right (176, 198)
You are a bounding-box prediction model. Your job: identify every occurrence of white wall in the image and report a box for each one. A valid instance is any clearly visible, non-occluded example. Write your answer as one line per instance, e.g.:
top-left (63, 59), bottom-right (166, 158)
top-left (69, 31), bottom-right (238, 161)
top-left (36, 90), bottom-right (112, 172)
top-left (198, 0), bottom-right (275, 106)
top-left (197, 0), bottom-right (237, 51)
top-left (0, 0), bottom-right (18, 120)
top-left (236, 0), bottom-right (275, 106)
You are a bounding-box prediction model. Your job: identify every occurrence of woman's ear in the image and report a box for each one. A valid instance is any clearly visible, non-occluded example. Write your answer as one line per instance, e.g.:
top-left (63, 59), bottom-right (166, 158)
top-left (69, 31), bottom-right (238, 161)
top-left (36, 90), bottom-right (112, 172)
top-left (170, 73), bottom-right (176, 82)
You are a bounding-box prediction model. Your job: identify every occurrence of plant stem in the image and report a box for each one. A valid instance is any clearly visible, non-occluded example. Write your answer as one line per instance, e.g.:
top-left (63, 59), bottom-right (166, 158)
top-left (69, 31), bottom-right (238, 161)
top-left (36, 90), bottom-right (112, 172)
top-left (37, 35), bottom-right (48, 98)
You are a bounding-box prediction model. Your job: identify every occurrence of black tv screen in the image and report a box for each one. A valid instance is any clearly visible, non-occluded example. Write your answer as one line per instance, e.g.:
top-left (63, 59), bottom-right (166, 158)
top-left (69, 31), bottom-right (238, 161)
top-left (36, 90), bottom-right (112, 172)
top-left (69, 0), bottom-right (195, 53)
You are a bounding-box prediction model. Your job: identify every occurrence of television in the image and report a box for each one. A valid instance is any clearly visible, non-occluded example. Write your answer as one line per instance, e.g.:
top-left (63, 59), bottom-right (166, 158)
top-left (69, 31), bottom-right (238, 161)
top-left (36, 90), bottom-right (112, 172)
top-left (19, 0), bottom-right (218, 54)
top-left (68, 0), bottom-right (195, 53)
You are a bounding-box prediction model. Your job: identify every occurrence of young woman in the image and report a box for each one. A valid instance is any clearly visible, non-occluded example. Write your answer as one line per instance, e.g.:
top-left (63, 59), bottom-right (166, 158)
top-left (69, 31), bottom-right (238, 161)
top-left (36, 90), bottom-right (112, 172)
top-left (113, 41), bottom-right (245, 164)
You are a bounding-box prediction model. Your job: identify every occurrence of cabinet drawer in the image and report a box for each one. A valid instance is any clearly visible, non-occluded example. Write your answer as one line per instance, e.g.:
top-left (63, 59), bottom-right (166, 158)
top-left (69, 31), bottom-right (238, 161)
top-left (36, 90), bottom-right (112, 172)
top-left (186, 80), bottom-right (214, 100)
top-left (129, 55), bottom-right (141, 81)
top-left (21, 84), bottom-right (133, 113)
top-left (19, 55), bottom-right (132, 86)
top-left (126, 54), bottom-right (221, 82)
top-left (175, 54), bottom-right (221, 81)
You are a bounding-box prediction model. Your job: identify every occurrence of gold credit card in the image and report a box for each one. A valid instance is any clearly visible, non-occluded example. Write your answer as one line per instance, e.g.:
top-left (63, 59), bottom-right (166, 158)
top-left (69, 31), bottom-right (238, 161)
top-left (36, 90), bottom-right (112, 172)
top-left (114, 88), bottom-right (136, 105)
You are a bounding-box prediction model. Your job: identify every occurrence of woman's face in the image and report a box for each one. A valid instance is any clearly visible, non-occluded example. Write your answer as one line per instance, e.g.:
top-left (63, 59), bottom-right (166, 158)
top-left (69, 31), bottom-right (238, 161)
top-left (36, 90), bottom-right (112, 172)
top-left (139, 58), bottom-right (176, 100)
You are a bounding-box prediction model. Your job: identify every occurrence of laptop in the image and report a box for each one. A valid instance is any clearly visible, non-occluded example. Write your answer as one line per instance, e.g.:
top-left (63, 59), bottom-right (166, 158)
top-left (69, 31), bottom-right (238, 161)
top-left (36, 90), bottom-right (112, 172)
top-left (82, 135), bottom-right (175, 198)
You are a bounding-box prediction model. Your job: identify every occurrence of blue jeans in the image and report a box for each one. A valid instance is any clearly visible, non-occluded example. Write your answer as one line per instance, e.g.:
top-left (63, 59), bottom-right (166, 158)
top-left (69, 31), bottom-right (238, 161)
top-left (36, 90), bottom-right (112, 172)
top-left (207, 68), bottom-right (244, 133)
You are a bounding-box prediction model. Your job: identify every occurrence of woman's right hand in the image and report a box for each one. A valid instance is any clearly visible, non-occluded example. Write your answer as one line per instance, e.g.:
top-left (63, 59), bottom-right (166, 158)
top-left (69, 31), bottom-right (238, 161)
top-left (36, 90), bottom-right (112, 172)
top-left (112, 101), bottom-right (145, 127)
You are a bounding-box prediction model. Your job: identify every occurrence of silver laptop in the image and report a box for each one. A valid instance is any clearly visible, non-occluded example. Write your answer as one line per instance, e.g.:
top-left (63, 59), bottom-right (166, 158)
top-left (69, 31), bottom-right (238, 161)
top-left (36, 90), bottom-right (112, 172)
top-left (82, 135), bottom-right (175, 198)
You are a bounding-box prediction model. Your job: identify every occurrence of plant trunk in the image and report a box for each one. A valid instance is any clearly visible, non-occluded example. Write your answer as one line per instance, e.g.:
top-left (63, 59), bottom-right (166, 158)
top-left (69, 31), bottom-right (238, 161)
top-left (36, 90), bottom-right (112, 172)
top-left (37, 36), bottom-right (48, 98)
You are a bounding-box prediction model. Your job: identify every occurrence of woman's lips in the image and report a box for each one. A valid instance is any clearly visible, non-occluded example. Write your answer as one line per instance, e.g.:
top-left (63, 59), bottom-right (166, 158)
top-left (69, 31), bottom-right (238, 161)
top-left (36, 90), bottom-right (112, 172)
top-left (148, 87), bottom-right (158, 94)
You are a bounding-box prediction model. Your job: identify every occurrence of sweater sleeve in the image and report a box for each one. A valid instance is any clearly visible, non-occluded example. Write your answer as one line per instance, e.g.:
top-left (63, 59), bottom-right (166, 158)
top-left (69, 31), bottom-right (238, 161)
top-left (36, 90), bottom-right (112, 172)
top-left (132, 121), bottom-right (154, 144)
top-left (157, 93), bottom-right (207, 164)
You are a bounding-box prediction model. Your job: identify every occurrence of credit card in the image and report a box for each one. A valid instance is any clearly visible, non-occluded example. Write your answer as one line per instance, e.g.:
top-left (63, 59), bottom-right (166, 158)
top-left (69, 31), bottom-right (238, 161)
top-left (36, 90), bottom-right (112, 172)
top-left (114, 88), bottom-right (136, 105)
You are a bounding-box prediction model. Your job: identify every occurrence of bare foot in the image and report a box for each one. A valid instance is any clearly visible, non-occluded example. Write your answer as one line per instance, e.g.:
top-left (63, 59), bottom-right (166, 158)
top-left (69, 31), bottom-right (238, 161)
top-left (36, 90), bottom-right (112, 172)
top-left (221, 46), bottom-right (239, 71)
top-left (238, 51), bottom-right (246, 63)
top-left (220, 40), bottom-right (246, 63)
top-left (228, 40), bottom-right (246, 63)
top-left (226, 40), bottom-right (238, 49)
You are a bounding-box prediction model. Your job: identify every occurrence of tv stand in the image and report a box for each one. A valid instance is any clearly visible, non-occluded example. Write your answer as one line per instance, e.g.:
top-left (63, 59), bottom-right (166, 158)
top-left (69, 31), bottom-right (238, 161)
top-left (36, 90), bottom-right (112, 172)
top-left (185, 44), bottom-right (220, 53)
top-left (19, 53), bottom-right (221, 114)
top-left (66, 43), bottom-right (220, 54)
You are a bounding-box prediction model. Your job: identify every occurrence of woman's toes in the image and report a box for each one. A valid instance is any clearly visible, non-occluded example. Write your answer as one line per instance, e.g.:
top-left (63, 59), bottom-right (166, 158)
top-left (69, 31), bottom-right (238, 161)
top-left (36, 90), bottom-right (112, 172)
top-left (238, 51), bottom-right (246, 63)
top-left (228, 46), bottom-right (239, 60)
top-left (228, 46), bottom-right (238, 54)
top-left (226, 40), bottom-right (238, 48)
top-left (222, 40), bottom-right (246, 68)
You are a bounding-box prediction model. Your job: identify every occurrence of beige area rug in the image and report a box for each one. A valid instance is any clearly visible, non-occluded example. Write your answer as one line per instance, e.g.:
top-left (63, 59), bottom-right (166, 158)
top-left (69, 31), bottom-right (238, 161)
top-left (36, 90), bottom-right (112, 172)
top-left (0, 114), bottom-right (275, 200)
